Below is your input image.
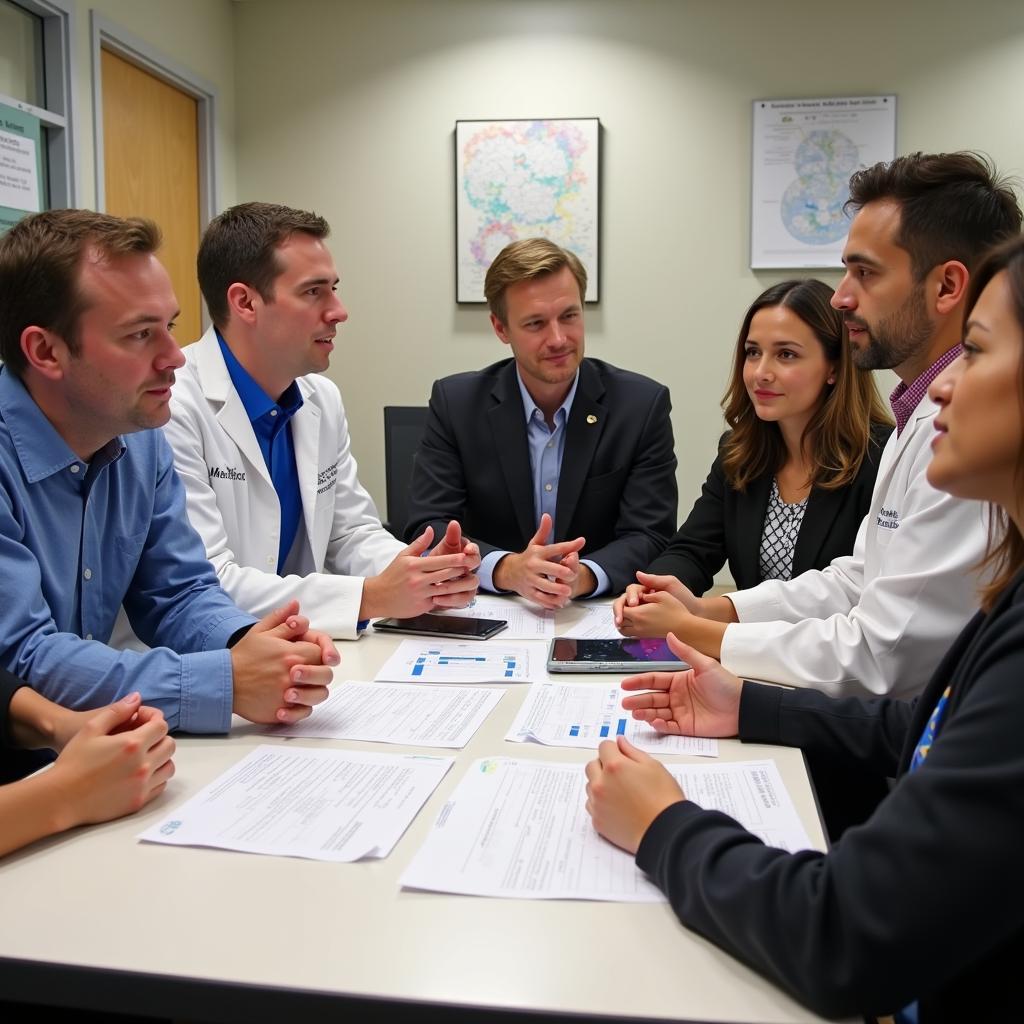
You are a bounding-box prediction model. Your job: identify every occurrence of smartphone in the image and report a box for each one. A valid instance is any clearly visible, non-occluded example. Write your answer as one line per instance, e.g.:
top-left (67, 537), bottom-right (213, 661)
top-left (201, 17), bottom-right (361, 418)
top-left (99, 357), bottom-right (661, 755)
top-left (547, 637), bottom-right (688, 672)
top-left (372, 613), bottom-right (508, 641)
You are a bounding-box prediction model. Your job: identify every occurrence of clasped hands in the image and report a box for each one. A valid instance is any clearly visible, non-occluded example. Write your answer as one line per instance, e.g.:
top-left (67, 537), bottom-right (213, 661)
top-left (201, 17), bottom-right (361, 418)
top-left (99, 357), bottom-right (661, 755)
top-left (585, 632), bottom-right (745, 854)
top-left (230, 599), bottom-right (340, 725)
top-left (361, 520), bottom-right (481, 620)
top-left (613, 570), bottom-right (703, 636)
top-left (493, 513), bottom-right (594, 608)
top-left (612, 571), bottom-right (735, 660)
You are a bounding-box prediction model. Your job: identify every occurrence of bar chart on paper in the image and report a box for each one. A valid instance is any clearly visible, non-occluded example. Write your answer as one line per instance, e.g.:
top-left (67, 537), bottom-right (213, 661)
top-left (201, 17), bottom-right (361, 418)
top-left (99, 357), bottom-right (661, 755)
top-left (375, 640), bottom-right (547, 684)
top-left (414, 649), bottom-right (516, 679)
top-left (507, 681), bottom-right (718, 756)
top-left (560, 685), bottom-right (626, 739)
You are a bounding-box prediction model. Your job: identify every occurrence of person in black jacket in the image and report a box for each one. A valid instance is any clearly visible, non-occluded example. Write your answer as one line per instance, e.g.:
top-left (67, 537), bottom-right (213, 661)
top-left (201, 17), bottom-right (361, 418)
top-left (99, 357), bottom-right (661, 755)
top-left (585, 233), bottom-right (1024, 1023)
top-left (406, 238), bottom-right (677, 605)
top-left (615, 279), bottom-right (892, 625)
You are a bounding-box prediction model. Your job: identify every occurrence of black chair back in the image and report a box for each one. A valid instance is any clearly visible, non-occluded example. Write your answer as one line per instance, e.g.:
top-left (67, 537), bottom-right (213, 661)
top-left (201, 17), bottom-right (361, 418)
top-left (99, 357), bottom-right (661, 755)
top-left (383, 406), bottom-right (429, 537)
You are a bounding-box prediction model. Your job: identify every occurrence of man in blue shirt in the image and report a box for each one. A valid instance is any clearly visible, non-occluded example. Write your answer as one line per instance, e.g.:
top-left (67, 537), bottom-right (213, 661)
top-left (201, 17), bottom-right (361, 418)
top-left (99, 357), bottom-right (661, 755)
top-left (164, 203), bottom-right (480, 639)
top-left (406, 238), bottom-right (677, 608)
top-left (0, 209), bottom-right (338, 733)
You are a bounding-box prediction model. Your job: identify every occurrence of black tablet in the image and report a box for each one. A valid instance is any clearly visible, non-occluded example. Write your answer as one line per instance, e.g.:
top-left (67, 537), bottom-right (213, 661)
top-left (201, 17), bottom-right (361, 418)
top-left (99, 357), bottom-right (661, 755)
top-left (373, 613), bottom-right (508, 641)
top-left (547, 637), bottom-right (688, 672)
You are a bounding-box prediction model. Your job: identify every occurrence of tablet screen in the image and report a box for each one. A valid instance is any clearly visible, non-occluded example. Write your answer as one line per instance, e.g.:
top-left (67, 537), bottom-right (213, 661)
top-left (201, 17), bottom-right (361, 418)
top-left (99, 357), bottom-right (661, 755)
top-left (548, 638), bottom-right (683, 664)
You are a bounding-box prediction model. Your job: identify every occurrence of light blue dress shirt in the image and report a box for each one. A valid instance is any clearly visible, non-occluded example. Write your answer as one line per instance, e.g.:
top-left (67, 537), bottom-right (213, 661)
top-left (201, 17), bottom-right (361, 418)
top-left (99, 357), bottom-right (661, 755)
top-left (0, 369), bottom-right (257, 733)
top-left (217, 331), bottom-right (303, 572)
top-left (479, 370), bottom-right (610, 596)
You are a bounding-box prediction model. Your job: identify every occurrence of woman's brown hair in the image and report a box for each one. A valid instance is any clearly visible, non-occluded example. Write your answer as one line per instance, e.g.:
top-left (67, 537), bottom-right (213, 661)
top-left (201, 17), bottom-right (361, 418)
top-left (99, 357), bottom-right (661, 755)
top-left (720, 279), bottom-right (892, 492)
top-left (965, 235), bottom-right (1024, 611)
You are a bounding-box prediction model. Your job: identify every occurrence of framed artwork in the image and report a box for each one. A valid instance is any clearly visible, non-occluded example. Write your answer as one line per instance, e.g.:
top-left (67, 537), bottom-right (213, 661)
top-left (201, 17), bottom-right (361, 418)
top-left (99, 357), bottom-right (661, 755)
top-left (750, 95), bottom-right (896, 269)
top-left (455, 117), bottom-right (600, 303)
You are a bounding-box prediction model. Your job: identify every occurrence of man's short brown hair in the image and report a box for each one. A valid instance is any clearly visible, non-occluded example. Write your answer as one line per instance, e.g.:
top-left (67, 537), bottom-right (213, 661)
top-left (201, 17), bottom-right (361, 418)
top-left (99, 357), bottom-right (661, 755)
top-left (483, 238), bottom-right (588, 324)
top-left (845, 151), bottom-right (1022, 280)
top-left (0, 209), bottom-right (161, 377)
top-left (197, 202), bottom-right (330, 328)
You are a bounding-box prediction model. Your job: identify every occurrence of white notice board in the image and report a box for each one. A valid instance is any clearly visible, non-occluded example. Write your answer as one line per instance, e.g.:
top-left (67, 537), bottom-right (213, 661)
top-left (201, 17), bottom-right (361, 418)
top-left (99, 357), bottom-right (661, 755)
top-left (751, 95), bottom-right (896, 269)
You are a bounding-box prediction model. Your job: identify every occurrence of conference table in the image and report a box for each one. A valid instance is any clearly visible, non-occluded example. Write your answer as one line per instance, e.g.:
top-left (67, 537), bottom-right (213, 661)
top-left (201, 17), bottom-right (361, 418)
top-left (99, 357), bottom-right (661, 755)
top-left (0, 600), bottom-right (843, 1024)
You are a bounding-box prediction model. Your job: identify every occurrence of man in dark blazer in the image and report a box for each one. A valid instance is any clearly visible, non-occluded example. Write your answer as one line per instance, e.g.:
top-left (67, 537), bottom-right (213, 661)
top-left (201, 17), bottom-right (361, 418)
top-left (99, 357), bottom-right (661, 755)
top-left (405, 238), bottom-right (676, 606)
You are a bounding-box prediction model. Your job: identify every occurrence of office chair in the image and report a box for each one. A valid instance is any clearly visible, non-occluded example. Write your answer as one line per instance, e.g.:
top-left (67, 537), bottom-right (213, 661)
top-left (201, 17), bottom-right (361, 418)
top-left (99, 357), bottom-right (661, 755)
top-left (382, 406), bottom-right (429, 538)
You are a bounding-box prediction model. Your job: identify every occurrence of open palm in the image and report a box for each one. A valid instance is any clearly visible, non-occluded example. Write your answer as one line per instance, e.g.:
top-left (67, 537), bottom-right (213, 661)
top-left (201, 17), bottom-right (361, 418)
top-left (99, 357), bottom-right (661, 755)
top-left (620, 633), bottom-right (742, 737)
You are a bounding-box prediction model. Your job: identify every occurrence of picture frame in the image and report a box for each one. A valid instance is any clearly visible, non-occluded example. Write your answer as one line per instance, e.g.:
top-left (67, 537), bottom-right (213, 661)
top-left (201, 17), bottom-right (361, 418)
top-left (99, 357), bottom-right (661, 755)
top-left (454, 117), bottom-right (600, 303)
top-left (750, 95), bottom-right (896, 269)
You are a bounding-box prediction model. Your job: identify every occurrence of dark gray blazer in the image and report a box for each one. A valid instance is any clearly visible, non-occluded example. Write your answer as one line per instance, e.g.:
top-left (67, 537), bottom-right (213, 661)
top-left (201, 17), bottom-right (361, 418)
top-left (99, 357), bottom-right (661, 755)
top-left (405, 357), bottom-right (677, 592)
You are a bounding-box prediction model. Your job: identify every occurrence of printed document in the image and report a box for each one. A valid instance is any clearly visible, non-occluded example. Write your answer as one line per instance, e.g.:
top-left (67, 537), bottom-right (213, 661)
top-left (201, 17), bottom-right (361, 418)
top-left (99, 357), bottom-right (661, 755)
top-left (560, 604), bottom-right (620, 639)
top-left (506, 680), bottom-right (718, 757)
top-left (269, 680), bottom-right (503, 748)
top-left (439, 594), bottom-right (555, 639)
top-left (401, 758), bottom-right (814, 901)
top-left (139, 745), bottom-right (452, 862)
top-left (375, 639), bottom-right (547, 684)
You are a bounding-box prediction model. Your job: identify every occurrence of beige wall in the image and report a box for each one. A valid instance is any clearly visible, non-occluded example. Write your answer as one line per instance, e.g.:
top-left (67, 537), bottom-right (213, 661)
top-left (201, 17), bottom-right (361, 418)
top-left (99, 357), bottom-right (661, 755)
top-left (231, 0), bottom-right (1024, 560)
top-left (55, 0), bottom-right (1024, 581)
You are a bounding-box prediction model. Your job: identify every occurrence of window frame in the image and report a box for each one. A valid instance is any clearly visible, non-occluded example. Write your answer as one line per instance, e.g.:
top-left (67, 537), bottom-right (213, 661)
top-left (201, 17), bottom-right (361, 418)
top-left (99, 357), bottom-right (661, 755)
top-left (0, 0), bottom-right (78, 207)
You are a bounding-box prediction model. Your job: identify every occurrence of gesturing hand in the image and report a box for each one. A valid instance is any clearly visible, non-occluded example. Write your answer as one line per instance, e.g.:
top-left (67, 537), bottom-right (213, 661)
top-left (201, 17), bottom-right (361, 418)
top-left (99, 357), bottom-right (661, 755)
top-left (361, 526), bottom-right (479, 619)
top-left (492, 513), bottom-right (586, 608)
top-left (620, 633), bottom-right (743, 737)
top-left (426, 520), bottom-right (482, 610)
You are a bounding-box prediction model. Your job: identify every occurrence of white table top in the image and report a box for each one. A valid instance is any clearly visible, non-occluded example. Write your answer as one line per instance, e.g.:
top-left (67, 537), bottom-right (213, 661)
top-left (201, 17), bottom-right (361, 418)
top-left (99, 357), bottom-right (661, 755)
top-left (0, 602), bottom-right (840, 1023)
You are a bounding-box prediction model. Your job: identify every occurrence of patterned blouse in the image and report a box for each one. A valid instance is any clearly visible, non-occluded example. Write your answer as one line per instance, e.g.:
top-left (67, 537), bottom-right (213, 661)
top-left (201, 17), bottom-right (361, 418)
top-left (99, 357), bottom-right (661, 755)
top-left (758, 477), bottom-right (809, 582)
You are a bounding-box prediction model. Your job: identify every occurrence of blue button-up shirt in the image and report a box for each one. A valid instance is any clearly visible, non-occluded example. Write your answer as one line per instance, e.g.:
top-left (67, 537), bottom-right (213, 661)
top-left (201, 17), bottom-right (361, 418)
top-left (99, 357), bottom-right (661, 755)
top-left (217, 332), bottom-right (304, 571)
top-left (0, 369), bottom-right (256, 733)
top-left (479, 370), bottom-right (609, 596)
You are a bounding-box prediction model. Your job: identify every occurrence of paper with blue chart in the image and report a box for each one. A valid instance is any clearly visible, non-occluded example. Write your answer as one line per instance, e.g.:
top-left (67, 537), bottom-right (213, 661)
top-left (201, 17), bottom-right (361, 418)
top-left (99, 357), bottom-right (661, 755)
top-left (374, 639), bottom-right (548, 684)
top-left (506, 680), bottom-right (718, 757)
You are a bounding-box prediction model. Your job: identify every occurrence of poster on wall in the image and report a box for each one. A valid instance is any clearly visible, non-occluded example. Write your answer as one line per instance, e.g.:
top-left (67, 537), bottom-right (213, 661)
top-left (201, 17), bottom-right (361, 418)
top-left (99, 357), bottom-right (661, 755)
top-left (455, 117), bottom-right (600, 303)
top-left (0, 101), bottom-right (44, 237)
top-left (750, 95), bottom-right (896, 269)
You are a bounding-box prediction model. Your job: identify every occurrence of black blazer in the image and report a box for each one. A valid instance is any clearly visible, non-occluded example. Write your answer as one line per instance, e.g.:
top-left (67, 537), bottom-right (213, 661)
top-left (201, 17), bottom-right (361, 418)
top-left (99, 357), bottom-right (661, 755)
top-left (0, 666), bottom-right (47, 785)
top-left (637, 567), bottom-right (1024, 1023)
top-left (646, 423), bottom-right (893, 594)
top-left (405, 357), bottom-right (677, 592)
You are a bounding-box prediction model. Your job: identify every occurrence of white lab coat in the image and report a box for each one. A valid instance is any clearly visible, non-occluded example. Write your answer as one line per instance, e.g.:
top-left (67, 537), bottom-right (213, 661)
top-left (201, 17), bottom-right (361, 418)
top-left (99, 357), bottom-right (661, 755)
top-left (162, 327), bottom-right (404, 639)
top-left (722, 393), bottom-right (987, 699)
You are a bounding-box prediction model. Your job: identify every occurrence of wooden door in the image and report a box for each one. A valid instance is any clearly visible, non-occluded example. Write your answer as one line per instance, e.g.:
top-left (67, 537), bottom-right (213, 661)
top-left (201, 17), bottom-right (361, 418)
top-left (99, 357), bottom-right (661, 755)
top-left (101, 48), bottom-right (202, 343)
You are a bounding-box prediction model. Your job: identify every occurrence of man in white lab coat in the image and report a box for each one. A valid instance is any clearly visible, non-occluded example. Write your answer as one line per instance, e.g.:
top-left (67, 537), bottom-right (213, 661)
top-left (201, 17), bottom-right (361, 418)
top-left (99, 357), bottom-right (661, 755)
top-left (616, 151), bottom-right (1023, 701)
top-left (165, 203), bottom-right (480, 639)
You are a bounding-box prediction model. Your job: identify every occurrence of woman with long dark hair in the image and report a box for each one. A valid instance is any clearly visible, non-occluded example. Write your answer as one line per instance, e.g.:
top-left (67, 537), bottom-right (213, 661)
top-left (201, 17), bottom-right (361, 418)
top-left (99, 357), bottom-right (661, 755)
top-left (587, 234), bottom-right (1024, 1022)
top-left (615, 279), bottom-right (891, 627)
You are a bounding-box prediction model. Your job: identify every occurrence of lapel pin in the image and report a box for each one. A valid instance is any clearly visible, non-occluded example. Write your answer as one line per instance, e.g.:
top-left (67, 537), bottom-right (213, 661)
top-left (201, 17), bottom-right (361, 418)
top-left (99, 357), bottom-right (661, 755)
top-left (586, 414), bottom-right (598, 424)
